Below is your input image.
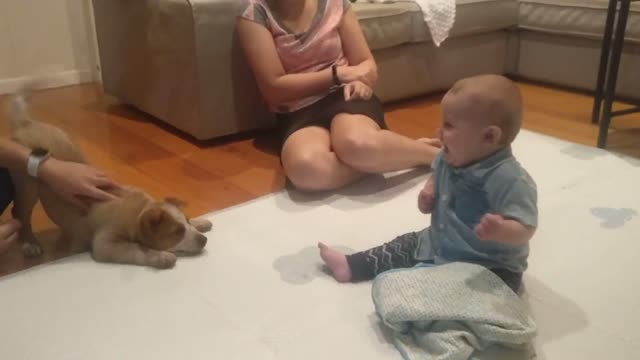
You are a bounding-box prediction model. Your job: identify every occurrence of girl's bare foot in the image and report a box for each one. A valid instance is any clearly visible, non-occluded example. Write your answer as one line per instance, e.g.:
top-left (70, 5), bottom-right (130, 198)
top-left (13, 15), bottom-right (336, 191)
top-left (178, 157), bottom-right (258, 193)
top-left (318, 242), bottom-right (352, 283)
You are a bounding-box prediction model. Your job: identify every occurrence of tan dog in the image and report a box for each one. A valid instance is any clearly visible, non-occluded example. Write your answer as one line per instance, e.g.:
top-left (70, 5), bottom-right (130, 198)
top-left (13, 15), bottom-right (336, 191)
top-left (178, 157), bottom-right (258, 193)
top-left (4, 90), bottom-right (212, 269)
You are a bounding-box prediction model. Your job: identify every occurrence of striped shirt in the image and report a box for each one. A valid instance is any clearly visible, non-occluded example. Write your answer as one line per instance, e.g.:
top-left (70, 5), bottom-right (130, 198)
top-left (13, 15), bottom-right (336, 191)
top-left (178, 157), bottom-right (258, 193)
top-left (240, 0), bottom-right (351, 113)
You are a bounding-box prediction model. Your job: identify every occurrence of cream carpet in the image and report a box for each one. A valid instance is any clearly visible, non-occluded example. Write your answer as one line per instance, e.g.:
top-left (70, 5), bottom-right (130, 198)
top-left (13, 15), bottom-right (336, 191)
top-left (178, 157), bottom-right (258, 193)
top-left (0, 130), bottom-right (638, 359)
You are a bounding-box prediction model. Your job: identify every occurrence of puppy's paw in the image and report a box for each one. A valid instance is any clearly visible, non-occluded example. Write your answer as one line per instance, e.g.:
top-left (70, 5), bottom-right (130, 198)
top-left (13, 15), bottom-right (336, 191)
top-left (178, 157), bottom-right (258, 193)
top-left (22, 242), bottom-right (43, 257)
top-left (151, 252), bottom-right (177, 269)
top-left (190, 218), bottom-right (212, 233)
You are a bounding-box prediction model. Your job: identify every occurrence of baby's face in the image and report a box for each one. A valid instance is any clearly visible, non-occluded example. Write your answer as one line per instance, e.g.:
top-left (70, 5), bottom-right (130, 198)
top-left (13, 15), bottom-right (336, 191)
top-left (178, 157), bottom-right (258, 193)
top-left (438, 92), bottom-right (494, 168)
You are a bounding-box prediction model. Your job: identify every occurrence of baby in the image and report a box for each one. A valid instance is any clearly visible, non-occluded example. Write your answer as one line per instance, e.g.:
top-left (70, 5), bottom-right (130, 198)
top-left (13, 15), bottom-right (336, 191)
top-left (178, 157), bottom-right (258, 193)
top-left (319, 74), bottom-right (537, 293)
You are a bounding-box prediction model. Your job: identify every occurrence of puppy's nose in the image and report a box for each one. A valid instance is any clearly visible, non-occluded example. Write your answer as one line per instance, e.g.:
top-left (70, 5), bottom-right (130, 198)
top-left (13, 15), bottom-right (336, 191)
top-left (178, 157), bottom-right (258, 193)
top-left (197, 233), bottom-right (207, 248)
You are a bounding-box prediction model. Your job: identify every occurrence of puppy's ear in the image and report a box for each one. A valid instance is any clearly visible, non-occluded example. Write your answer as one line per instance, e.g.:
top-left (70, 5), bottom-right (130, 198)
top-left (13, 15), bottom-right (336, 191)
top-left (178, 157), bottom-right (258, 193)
top-left (138, 205), bottom-right (184, 250)
top-left (164, 197), bottom-right (187, 209)
top-left (139, 206), bottom-right (168, 239)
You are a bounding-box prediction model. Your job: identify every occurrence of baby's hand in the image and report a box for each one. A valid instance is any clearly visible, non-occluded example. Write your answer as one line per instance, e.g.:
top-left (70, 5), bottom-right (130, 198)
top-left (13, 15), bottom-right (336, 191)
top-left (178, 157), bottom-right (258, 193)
top-left (474, 213), bottom-right (505, 241)
top-left (418, 189), bottom-right (434, 214)
top-left (418, 178), bottom-right (435, 214)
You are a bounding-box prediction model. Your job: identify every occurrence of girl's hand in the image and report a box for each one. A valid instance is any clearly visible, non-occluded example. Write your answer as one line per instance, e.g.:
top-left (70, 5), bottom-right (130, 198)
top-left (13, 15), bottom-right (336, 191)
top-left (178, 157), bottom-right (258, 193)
top-left (338, 63), bottom-right (376, 87)
top-left (39, 158), bottom-right (120, 211)
top-left (343, 81), bottom-right (373, 101)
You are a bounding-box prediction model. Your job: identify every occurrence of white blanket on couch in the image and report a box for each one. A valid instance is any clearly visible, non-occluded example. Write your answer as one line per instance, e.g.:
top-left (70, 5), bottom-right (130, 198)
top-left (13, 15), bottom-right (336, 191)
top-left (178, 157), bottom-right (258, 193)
top-left (413, 0), bottom-right (456, 46)
top-left (364, 0), bottom-right (456, 46)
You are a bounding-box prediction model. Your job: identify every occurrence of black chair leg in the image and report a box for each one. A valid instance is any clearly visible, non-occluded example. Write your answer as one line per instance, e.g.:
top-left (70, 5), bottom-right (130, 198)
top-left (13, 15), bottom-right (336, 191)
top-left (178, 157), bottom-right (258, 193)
top-left (598, 0), bottom-right (631, 149)
top-left (592, 0), bottom-right (618, 124)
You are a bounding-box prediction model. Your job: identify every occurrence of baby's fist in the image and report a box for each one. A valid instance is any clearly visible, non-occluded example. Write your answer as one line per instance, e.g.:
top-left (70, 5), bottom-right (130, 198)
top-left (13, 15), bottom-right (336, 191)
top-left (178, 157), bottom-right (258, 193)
top-left (418, 189), bottom-right (435, 214)
top-left (474, 213), bottom-right (505, 241)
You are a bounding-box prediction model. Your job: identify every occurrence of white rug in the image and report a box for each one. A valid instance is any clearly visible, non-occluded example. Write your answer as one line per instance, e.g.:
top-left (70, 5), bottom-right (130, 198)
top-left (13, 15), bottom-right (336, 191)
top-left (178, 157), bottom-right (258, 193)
top-left (1, 130), bottom-right (639, 360)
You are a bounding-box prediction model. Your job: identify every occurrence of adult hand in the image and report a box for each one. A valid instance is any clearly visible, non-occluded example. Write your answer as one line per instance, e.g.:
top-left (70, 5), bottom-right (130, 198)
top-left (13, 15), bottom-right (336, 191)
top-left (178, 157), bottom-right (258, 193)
top-left (39, 158), bottom-right (120, 211)
top-left (0, 219), bottom-right (21, 254)
top-left (338, 63), bottom-right (376, 87)
top-left (343, 81), bottom-right (373, 101)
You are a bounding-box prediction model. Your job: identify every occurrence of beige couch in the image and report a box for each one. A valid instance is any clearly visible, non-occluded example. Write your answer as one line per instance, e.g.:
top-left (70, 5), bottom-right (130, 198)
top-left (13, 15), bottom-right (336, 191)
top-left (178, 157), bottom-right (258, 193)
top-left (92, 0), bottom-right (640, 141)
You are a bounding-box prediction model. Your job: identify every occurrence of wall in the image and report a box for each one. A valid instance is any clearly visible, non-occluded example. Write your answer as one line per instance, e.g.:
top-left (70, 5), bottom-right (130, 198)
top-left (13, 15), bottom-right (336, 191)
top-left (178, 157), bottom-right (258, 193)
top-left (0, 0), bottom-right (99, 94)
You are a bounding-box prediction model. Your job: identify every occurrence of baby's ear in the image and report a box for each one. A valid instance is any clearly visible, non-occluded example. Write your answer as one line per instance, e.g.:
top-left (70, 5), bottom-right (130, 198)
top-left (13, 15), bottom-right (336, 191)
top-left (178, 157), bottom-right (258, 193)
top-left (484, 125), bottom-right (503, 145)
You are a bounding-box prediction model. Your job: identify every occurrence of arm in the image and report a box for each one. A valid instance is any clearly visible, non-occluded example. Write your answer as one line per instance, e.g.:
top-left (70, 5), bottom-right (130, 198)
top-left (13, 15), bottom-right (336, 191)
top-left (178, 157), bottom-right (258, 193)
top-left (417, 152), bottom-right (444, 214)
top-left (0, 138), bottom-right (32, 171)
top-left (475, 214), bottom-right (536, 245)
top-left (236, 18), bottom-right (336, 106)
top-left (0, 137), bottom-right (118, 209)
top-left (338, 6), bottom-right (378, 87)
top-left (474, 171), bottom-right (538, 245)
top-left (417, 176), bottom-right (435, 214)
top-left (236, 6), bottom-right (376, 106)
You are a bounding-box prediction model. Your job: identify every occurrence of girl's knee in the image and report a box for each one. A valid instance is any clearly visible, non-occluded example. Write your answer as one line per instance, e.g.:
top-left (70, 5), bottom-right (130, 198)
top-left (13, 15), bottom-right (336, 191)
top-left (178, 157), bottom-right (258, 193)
top-left (331, 115), bottom-right (381, 169)
top-left (282, 150), bottom-right (333, 191)
top-left (333, 133), bottom-right (379, 170)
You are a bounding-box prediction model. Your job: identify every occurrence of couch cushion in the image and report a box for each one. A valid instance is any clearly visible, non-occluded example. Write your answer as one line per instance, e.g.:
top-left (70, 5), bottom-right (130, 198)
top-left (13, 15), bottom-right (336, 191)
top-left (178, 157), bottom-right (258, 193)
top-left (519, 0), bottom-right (640, 44)
top-left (354, 1), bottom-right (427, 50)
top-left (354, 0), bottom-right (518, 51)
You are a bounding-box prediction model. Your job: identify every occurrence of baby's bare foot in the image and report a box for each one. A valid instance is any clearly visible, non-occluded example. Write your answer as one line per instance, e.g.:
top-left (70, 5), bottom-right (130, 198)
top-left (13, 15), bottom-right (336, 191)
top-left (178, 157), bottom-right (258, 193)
top-left (318, 242), bottom-right (352, 283)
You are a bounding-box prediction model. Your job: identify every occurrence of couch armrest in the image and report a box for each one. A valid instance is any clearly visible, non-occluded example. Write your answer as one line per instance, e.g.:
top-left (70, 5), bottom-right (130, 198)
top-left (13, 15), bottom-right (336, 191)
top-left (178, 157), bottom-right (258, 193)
top-left (92, 0), bottom-right (274, 140)
top-left (189, 0), bottom-right (274, 139)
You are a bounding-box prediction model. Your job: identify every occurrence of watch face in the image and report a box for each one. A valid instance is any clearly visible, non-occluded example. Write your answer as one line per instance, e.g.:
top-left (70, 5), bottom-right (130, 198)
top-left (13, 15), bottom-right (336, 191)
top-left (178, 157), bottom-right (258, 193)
top-left (32, 148), bottom-right (49, 158)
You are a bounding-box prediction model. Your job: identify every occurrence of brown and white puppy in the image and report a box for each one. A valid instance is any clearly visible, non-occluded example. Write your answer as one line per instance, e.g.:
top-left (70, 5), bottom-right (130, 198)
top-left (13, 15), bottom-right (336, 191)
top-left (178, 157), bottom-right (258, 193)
top-left (4, 88), bottom-right (212, 269)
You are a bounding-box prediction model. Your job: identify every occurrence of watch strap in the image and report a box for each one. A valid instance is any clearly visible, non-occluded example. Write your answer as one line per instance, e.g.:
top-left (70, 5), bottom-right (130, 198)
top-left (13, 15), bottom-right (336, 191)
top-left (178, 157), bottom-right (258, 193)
top-left (331, 64), bottom-right (341, 86)
top-left (27, 149), bottom-right (50, 178)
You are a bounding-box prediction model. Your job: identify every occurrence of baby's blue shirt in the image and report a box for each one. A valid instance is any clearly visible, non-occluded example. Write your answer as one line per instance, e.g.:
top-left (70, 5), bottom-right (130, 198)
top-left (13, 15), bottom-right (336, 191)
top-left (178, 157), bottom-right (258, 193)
top-left (415, 146), bottom-right (538, 273)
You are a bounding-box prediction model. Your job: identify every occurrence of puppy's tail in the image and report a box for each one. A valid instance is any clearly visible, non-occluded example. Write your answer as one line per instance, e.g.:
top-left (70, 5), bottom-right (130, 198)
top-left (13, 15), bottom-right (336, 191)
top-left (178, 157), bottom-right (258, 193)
top-left (6, 93), bottom-right (32, 131)
top-left (4, 69), bottom-right (58, 131)
top-left (4, 81), bottom-right (40, 132)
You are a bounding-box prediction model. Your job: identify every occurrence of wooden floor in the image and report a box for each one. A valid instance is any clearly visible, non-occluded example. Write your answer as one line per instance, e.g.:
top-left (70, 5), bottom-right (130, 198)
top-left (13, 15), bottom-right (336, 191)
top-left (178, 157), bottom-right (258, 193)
top-left (1, 81), bottom-right (639, 276)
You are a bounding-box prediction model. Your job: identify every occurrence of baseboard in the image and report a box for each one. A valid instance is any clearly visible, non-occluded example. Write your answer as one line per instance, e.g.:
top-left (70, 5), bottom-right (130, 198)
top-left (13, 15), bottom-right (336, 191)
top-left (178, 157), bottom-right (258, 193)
top-left (0, 70), bottom-right (95, 95)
